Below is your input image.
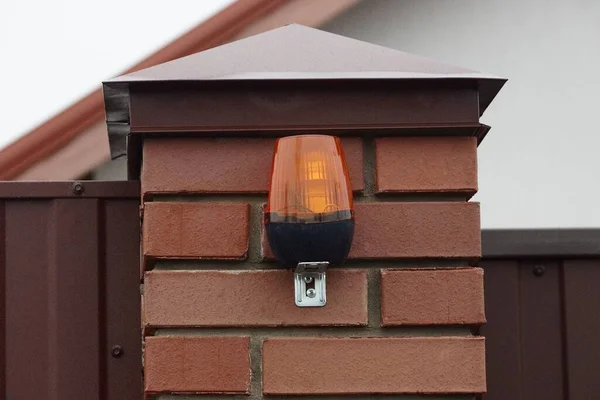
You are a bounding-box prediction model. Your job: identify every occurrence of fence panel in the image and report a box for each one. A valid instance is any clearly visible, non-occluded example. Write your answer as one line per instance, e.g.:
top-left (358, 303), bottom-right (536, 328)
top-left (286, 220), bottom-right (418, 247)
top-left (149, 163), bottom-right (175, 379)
top-left (563, 260), bottom-right (600, 399)
top-left (0, 181), bottom-right (140, 400)
top-left (481, 229), bottom-right (600, 400)
top-left (480, 260), bottom-right (522, 400)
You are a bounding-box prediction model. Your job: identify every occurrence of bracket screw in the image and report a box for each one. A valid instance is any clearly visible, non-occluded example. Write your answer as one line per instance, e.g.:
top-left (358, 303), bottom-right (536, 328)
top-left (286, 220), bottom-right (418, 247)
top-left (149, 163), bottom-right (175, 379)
top-left (303, 276), bottom-right (313, 283)
top-left (306, 288), bottom-right (317, 298)
top-left (111, 345), bottom-right (124, 358)
top-left (72, 182), bottom-right (84, 195)
top-left (533, 265), bottom-right (546, 276)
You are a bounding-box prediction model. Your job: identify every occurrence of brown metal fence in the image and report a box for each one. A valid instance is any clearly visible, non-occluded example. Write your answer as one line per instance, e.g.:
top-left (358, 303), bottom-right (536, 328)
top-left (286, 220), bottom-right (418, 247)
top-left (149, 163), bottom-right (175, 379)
top-left (0, 181), bottom-right (141, 400)
top-left (481, 230), bottom-right (600, 400)
top-left (1, 181), bottom-right (599, 400)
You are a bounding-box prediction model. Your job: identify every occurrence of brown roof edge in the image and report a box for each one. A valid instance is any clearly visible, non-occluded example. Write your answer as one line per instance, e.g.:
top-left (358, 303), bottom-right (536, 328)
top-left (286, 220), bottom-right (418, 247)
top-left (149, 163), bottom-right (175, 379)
top-left (0, 0), bottom-right (285, 180)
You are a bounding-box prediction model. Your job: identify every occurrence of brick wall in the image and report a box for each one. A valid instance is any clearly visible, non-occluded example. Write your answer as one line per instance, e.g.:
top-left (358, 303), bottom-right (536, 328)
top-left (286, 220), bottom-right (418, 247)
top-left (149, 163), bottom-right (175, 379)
top-left (141, 135), bottom-right (486, 399)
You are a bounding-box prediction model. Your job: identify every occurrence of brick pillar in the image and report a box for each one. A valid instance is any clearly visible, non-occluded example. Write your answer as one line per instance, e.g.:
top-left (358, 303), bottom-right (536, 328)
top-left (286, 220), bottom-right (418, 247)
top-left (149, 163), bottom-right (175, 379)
top-left (140, 135), bottom-right (486, 398)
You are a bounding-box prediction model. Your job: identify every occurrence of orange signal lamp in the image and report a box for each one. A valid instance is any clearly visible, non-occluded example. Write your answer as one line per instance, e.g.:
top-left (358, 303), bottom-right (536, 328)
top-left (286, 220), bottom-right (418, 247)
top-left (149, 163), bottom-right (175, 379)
top-left (264, 135), bottom-right (355, 306)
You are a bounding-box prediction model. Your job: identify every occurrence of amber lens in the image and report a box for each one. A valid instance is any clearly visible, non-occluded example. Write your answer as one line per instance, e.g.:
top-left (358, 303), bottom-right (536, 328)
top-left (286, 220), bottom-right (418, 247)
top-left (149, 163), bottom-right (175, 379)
top-left (266, 135), bottom-right (353, 223)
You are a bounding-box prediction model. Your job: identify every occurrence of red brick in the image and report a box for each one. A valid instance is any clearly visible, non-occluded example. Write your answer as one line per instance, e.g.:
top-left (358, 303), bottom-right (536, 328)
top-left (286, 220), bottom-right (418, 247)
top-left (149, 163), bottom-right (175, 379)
top-left (145, 336), bottom-right (250, 394)
top-left (263, 202), bottom-right (481, 260)
top-left (142, 137), bottom-right (363, 196)
top-left (351, 202), bottom-right (480, 258)
top-left (375, 137), bottom-right (477, 195)
top-left (262, 337), bottom-right (485, 394)
top-left (381, 267), bottom-right (485, 326)
top-left (143, 202), bottom-right (249, 260)
top-left (144, 269), bottom-right (367, 327)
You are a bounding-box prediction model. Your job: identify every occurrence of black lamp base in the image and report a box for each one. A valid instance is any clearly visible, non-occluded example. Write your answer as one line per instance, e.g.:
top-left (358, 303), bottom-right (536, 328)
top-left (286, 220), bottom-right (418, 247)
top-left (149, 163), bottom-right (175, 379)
top-left (265, 219), bottom-right (354, 266)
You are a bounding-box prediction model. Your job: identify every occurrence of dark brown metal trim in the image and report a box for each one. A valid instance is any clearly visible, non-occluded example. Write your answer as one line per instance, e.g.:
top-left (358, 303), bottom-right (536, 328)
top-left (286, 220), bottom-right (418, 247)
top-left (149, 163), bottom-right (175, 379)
top-left (132, 122), bottom-right (485, 134)
top-left (482, 229), bottom-right (600, 258)
top-left (0, 181), bottom-right (140, 199)
top-left (129, 81), bottom-right (480, 133)
top-left (474, 124), bottom-right (491, 144)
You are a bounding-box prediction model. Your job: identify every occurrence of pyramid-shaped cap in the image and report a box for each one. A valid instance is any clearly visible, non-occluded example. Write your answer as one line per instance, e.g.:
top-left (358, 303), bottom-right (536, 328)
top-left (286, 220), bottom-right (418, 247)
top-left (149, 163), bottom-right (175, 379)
top-left (103, 25), bottom-right (506, 165)
top-left (105, 24), bottom-right (505, 114)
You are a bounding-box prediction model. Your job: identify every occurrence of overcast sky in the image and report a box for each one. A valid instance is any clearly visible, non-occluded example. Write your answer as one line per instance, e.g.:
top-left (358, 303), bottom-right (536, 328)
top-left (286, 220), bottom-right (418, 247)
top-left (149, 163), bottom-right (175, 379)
top-left (0, 0), bottom-right (236, 150)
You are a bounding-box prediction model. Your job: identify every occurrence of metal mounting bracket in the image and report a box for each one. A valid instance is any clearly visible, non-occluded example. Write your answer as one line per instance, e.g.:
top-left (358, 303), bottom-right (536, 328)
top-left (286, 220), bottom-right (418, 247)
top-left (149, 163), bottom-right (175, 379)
top-left (294, 261), bottom-right (328, 307)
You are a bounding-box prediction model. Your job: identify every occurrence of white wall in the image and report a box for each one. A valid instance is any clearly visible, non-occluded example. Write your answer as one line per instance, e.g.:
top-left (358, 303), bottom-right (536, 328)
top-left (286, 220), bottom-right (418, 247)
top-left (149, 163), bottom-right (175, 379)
top-left (324, 0), bottom-right (600, 228)
top-left (91, 157), bottom-right (127, 181)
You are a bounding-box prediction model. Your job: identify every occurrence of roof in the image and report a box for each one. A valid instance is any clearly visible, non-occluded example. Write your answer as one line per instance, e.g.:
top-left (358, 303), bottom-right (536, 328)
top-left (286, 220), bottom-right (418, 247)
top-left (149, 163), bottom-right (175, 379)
top-left (104, 24), bottom-right (506, 159)
top-left (0, 0), bottom-right (360, 180)
top-left (112, 24), bottom-right (496, 83)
